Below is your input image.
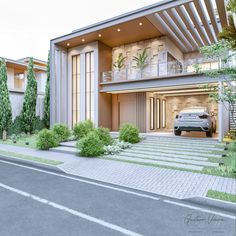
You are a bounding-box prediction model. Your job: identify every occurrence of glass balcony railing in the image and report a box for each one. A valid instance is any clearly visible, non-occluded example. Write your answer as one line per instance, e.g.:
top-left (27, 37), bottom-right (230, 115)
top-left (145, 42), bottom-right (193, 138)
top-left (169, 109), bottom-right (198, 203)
top-left (101, 59), bottom-right (221, 82)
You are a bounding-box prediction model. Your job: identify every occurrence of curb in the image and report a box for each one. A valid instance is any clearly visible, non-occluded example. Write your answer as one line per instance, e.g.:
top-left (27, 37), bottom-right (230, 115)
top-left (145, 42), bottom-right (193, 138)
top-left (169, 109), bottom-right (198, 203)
top-left (185, 196), bottom-right (236, 214)
top-left (0, 154), bottom-right (63, 173)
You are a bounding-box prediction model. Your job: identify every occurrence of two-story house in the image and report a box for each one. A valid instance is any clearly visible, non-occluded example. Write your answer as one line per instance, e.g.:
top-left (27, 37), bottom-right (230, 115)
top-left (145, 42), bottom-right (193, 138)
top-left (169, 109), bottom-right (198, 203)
top-left (50, 0), bottom-right (231, 141)
top-left (4, 57), bottom-right (47, 119)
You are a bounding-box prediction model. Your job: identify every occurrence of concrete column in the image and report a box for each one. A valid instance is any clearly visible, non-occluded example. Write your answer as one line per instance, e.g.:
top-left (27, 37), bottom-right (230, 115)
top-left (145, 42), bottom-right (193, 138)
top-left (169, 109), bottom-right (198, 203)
top-left (218, 81), bottom-right (224, 142)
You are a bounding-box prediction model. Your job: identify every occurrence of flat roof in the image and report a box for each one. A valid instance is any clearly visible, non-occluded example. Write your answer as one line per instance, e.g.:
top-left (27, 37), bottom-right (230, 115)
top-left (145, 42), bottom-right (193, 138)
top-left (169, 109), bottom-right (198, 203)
top-left (2, 57), bottom-right (47, 71)
top-left (51, 0), bottom-right (229, 53)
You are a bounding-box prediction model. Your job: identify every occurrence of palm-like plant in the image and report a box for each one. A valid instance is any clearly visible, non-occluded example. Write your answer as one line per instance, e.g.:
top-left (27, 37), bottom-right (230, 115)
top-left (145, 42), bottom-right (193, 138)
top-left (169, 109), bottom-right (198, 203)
top-left (133, 48), bottom-right (148, 71)
top-left (218, 0), bottom-right (236, 50)
top-left (113, 53), bottom-right (126, 71)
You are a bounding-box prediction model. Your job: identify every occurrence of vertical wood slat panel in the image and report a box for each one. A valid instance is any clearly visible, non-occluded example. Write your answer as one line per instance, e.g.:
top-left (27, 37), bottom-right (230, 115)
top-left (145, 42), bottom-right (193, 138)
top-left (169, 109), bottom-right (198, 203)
top-left (136, 92), bottom-right (146, 132)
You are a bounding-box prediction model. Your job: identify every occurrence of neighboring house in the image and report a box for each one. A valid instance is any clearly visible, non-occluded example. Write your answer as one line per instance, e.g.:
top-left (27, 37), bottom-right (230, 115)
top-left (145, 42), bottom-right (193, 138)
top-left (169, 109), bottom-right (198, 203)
top-left (50, 0), bottom-right (233, 141)
top-left (4, 57), bottom-right (47, 119)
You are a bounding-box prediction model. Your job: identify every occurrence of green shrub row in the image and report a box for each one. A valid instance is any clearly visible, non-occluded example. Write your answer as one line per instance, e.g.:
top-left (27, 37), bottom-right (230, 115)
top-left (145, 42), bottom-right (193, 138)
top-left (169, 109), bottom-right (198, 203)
top-left (75, 121), bottom-right (113, 157)
top-left (36, 120), bottom-right (141, 155)
top-left (7, 116), bottom-right (45, 137)
top-left (74, 120), bottom-right (140, 157)
top-left (36, 123), bottom-right (70, 150)
top-left (119, 123), bottom-right (141, 144)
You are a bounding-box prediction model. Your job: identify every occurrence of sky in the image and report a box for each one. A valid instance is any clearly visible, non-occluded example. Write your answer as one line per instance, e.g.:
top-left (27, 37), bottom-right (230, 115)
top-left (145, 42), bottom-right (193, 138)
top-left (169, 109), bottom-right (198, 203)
top-left (0, 0), bottom-right (160, 61)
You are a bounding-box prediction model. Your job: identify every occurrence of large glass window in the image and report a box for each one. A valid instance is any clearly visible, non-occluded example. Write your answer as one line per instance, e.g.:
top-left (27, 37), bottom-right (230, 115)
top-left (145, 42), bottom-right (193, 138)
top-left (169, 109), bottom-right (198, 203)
top-left (72, 55), bottom-right (80, 126)
top-left (85, 52), bottom-right (94, 121)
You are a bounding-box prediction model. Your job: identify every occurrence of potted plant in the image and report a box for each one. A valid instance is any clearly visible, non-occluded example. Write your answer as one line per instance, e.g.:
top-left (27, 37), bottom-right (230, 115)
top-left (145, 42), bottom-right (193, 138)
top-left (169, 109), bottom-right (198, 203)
top-left (113, 53), bottom-right (126, 80)
top-left (133, 48), bottom-right (148, 79)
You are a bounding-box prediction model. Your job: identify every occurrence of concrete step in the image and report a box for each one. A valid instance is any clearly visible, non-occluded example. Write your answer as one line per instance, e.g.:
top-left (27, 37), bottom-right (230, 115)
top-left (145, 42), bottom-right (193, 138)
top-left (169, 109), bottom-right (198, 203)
top-left (60, 141), bottom-right (77, 148)
top-left (50, 146), bottom-right (77, 155)
top-left (122, 149), bottom-right (208, 161)
top-left (133, 143), bottom-right (224, 152)
top-left (144, 138), bottom-right (220, 145)
top-left (140, 140), bottom-right (224, 149)
top-left (107, 155), bottom-right (204, 171)
top-left (127, 148), bottom-right (210, 160)
top-left (128, 147), bottom-right (222, 158)
top-left (118, 152), bottom-right (218, 167)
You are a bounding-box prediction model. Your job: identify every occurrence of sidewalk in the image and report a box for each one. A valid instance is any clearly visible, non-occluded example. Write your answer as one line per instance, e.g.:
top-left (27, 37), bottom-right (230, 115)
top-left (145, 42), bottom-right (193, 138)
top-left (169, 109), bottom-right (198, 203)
top-left (0, 143), bottom-right (235, 199)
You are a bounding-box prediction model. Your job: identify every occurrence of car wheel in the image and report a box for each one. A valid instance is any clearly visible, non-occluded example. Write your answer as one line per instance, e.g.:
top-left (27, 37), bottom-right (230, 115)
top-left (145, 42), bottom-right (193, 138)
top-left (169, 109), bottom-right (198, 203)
top-left (174, 131), bottom-right (181, 136)
top-left (206, 129), bottom-right (213, 137)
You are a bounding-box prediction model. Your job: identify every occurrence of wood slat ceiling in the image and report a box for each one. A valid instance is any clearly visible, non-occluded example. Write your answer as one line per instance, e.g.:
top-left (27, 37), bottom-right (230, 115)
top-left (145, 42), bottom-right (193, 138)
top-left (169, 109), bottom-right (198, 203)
top-left (153, 0), bottom-right (228, 52)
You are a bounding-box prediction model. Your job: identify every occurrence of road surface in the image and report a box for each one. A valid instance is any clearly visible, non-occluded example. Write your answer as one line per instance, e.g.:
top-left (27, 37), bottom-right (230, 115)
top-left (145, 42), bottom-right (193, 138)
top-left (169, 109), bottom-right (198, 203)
top-left (0, 159), bottom-right (235, 236)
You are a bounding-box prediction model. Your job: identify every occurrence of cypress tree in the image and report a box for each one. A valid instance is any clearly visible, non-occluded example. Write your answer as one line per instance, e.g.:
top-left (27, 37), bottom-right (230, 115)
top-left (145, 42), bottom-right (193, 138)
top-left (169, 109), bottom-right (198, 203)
top-left (43, 52), bottom-right (50, 128)
top-left (21, 57), bottom-right (37, 134)
top-left (0, 58), bottom-right (12, 140)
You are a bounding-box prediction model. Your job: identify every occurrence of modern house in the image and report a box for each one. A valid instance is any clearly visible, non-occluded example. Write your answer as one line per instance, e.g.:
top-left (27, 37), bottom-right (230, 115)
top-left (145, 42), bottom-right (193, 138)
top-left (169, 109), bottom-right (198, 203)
top-left (4, 57), bottom-right (47, 119)
top-left (50, 0), bottom-right (233, 141)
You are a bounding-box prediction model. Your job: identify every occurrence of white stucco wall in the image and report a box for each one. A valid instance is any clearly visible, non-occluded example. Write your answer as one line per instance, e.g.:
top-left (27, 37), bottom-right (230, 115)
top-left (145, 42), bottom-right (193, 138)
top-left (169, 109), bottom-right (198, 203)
top-left (10, 91), bottom-right (45, 120)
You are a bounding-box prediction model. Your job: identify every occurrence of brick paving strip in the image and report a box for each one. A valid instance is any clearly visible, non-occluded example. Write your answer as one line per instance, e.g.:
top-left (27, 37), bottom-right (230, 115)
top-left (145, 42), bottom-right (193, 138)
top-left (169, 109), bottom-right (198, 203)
top-left (58, 158), bottom-right (236, 199)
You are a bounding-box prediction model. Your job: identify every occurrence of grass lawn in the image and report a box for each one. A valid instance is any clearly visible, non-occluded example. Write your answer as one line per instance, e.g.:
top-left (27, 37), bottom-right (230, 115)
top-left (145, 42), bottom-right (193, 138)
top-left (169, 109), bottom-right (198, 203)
top-left (207, 190), bottom-right (236, 203)
top-left (0, 135), bottom-right (37, 149)
top-left (203, 143), bottom-right (236, 178)
top-left (0, 149), bottom-right (62, 166)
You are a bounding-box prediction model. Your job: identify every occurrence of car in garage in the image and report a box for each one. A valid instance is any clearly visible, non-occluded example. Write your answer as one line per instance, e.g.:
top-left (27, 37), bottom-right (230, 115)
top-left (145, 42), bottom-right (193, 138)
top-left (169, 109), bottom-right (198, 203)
top-left (174, 107), bottom-right (216, 137)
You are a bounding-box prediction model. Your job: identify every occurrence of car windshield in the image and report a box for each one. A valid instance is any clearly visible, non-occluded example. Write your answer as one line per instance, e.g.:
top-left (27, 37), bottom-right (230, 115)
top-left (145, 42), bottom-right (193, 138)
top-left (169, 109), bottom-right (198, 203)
top-left (180, 107), bottom-right (207, 114)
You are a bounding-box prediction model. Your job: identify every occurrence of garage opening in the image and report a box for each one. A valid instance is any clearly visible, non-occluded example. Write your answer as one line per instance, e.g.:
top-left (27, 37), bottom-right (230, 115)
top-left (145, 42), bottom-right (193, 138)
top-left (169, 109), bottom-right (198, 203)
top-left (147, 84), bottom-right (219, 138)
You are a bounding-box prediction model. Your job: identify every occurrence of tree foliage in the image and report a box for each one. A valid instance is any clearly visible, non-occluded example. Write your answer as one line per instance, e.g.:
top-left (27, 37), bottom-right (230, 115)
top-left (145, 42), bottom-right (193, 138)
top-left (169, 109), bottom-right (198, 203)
top-left (218, 0), bottom-right (236, 50)
top-left (20, 57), bottom-right (38, 134)
top-left (199, 41), bottom-right (236, 129)
top-left (0, 58), bottom-right (12, 137)
top-left (43, 52), bottom-right (50, 128)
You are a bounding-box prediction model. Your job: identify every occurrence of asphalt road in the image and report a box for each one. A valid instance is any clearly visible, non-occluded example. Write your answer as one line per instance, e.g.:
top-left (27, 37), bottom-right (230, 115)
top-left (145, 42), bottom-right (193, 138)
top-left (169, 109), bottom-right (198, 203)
top-left (0, 160), bottom-right (235, 236)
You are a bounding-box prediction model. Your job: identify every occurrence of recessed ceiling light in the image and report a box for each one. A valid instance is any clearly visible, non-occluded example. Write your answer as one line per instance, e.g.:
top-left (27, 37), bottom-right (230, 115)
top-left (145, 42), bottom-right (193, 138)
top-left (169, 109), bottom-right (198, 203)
top-left (81, 39), bottom-right (85, 42)
top-left (139, 22), bottom-right (143, 26)
top-left (98, 34), bottom-right (102, 37)
top-left (67, 43), bottom-right (70, 46)
top-left (117, 28), bottom-right (121, 32)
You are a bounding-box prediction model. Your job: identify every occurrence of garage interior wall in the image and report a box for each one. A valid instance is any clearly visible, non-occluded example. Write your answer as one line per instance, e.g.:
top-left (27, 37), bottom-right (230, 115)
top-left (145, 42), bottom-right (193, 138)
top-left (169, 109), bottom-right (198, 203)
top-left (146, 92), bottom-right (218, 132)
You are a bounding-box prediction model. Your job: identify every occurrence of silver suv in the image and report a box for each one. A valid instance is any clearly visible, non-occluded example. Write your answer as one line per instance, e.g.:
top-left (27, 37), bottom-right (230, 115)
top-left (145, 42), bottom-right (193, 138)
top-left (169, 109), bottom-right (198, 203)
top-left (174, 107), bottom-right (216, 137)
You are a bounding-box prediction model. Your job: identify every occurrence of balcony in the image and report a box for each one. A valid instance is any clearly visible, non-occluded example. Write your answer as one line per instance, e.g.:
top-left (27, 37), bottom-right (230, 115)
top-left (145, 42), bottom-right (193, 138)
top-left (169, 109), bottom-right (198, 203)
top-left (101, 59), bottom-right (220, 83)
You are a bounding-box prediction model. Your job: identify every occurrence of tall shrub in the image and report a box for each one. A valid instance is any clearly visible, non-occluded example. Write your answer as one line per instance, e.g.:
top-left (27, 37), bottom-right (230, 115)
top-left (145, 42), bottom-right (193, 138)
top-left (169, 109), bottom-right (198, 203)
top-left (21, 57), bottom-right (37, 134)
top-left (0, 58), bottom-right (12, 140)
top-left (43, 52), bottom-right (50, 128)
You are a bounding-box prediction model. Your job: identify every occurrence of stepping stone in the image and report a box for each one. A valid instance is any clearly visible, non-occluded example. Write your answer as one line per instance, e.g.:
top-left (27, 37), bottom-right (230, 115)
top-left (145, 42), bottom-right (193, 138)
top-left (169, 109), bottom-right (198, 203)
top-left (50, 146), bottom-right (77, 155)
top-left (60, 141), bottom-right (77, 148)
top-left (106, 155), bottom-right (204, 171)
top-left (123, 149), bottom-right (209, 161)
top-left (137, 145), bottom-right (224, 153)
top-left (127, 148), bottom-right (222, 158)
top-left (119, 152), bottom-right (218, 167)
top-left (133, 144), bottom-right (224, 152)
top-left (139, 141), bottom-right (224, 149)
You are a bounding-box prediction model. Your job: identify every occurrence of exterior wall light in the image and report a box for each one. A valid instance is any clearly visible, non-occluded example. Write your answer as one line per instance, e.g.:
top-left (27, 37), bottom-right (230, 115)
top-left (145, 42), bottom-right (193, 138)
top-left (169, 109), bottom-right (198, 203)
top-left (67, 43), bottom-right (70, 46)
top-left (82, 39), bottom-right (85, 42)
top-left (98, 34), bottom-right (102, 37)
top-left (117, 28), bottom-right (121, 32)
top-left (139, 22), bottom-right (143, 26)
